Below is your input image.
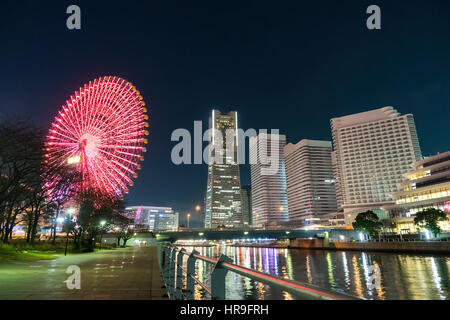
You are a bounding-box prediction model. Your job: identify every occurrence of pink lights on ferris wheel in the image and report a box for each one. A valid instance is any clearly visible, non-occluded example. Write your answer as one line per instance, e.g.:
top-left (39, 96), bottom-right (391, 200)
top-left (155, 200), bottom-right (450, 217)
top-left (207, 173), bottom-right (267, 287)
top-left (45, 76), bottom-right (149, 199)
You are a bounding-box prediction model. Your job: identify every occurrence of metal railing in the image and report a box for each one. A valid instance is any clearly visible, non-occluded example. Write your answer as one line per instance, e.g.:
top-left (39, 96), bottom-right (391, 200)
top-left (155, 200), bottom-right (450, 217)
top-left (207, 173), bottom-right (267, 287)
top-left (365, 238), bottom-right (450, 242)
top-left (159, 245), bottom-right (358, 300)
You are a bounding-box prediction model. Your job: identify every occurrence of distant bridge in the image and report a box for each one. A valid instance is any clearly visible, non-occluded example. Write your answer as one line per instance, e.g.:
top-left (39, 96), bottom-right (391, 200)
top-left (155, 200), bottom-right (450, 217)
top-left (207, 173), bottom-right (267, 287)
top-left (153, 228), bottom-right (330, 242)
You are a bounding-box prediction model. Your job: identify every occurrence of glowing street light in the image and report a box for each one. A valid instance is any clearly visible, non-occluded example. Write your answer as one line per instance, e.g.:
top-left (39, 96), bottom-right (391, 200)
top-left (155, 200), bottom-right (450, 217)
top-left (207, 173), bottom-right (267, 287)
top-left (187, 213), bottom-right (191, 229)
top-left (195, 205), bottom-right (201, 211)
top-left (67, 155), bottom-right (81, 165)
top-left (99, 220), bottom-right (106, 249)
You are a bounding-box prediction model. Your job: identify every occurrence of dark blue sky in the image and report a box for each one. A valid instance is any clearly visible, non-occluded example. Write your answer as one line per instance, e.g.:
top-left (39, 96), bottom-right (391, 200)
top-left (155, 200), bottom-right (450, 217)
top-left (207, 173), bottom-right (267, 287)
top-left (1, 0), bottom-right (450, 226)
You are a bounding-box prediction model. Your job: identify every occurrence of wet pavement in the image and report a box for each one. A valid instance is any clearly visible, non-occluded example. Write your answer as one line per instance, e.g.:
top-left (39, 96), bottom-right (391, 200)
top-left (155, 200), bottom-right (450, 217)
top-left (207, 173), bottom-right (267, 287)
top-left (0, 246), bottom-right (167, 300)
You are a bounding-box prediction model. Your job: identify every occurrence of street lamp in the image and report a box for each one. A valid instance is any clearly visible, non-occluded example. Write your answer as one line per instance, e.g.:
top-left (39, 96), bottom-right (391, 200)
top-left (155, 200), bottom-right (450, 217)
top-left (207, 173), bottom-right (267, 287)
top-left (67, 207), bottom-right (76, 215)
top-left (67, 155), bottom-right (81, 165)
top-left (187, 213), bottom-right (191, 229)
top-left (99, 220), bottom-right (106, 249)
top-left (63, 216), bottom-right (70, 256)
top-left (195, 205), bottom-right (201, 212)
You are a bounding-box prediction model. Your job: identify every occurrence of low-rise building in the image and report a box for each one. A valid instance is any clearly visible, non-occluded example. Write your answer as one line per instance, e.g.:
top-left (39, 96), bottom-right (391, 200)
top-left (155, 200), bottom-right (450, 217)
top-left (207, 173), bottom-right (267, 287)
top-left (390, 151), bottom-right (450, 234)
top-left (125, 206), bottom-right (179, 231)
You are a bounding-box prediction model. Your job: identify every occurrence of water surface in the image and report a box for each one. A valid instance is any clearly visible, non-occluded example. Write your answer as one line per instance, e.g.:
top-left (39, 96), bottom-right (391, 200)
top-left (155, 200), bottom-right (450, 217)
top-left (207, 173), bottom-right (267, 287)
top-left (181, 244), bottom-right (450, 300)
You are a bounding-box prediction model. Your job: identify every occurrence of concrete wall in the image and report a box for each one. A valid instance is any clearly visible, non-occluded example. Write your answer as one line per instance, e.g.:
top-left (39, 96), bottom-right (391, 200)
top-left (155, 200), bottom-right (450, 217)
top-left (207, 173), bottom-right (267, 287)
top-left (289, 238), bottom-right (329, 249)
top-left (289, 238), bottom-right (450, 254)
top-left (332, 240), bottom-right (450, 254)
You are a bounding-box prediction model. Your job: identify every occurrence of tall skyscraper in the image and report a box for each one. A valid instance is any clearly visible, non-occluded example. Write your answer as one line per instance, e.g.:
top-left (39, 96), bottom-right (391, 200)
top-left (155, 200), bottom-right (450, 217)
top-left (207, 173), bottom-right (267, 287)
top-left (284, 139), bottom-right (337, 226)
top-left (250, 132), bottom-right (289, 227)
top-left (204, 109), bottom-right (242, 228)
top-left (240, 185), bottom-right (252, 227)
top-left (330, 107), bottom-right (422, 224)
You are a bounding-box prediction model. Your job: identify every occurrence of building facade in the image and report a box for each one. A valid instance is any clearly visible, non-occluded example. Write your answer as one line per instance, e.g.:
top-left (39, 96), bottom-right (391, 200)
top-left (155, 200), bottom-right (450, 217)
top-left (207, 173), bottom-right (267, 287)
top-left (204, 109), bottom-right (242, 228)
top-left (241, 185), bottom-right (252, 227)
top-left (284, 139), bottom-right (337, 227)
top-left (125, 206), bottom-right (179, 231)
top-left (250, 132), bottom-right (289, 227)
top-left (390, 151), bottom-right (450, 234)
top-left (330, 107), bottom-right (422, 225)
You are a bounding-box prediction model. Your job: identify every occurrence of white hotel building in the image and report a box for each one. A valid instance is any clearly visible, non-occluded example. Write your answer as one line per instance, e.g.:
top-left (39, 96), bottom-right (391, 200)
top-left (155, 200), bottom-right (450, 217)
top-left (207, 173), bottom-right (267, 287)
top-left (331, 107), bottom-right (422, 225)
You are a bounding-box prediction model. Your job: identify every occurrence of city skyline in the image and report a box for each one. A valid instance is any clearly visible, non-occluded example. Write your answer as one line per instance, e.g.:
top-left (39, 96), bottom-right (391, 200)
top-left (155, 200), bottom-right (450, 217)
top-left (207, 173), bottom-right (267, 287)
top-left (127, 103), bottom-right (447, 228)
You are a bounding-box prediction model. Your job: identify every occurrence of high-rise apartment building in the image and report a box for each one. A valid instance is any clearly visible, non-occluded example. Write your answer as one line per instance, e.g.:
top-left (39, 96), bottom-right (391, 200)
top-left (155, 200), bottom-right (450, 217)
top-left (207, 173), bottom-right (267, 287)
top-left (240, 185), bottom-right (252, 227)
top-left (284, 139), bottom-right (337, 226)
top-left (204, 109), bottom-right (242, 228)
top-left (250, 132), bottom-right (289, 227)
top-left (330, 107), bottom-right (422, 224)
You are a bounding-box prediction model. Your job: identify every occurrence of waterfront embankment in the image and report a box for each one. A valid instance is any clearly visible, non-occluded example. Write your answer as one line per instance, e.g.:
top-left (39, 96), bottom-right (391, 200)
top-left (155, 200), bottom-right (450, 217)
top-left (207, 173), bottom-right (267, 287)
top-left (288, 238), bottom-right (450, 254)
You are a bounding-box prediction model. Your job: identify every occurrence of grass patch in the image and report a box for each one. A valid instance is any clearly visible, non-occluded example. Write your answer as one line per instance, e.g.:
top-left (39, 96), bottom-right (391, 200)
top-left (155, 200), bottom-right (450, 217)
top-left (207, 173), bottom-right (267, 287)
top-left (0, 244), bottom-right (58, 262)
top-left (0, 241), bottom-right (119, 263)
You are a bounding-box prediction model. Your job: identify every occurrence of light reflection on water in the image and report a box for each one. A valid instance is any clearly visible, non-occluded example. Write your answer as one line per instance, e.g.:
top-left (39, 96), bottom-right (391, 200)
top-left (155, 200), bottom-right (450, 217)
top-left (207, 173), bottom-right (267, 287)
top-left (181, 244), bottom-right (450, 300)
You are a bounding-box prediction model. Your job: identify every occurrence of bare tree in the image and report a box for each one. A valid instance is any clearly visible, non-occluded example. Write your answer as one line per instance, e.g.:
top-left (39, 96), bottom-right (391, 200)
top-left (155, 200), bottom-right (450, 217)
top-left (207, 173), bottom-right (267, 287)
top-left (0, 119), bottom-right (43, 243)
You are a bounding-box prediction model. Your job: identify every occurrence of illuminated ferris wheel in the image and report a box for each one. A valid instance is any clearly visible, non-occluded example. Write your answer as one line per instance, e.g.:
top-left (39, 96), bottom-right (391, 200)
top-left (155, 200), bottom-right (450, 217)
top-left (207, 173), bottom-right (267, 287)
top-left (45, 76), bottom-right (149, 199)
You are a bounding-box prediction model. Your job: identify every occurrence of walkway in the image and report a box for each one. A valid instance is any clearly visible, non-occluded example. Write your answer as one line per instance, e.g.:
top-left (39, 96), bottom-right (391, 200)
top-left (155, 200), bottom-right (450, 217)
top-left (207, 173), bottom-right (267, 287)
top-left (0, 246), bottom-right (167, 300)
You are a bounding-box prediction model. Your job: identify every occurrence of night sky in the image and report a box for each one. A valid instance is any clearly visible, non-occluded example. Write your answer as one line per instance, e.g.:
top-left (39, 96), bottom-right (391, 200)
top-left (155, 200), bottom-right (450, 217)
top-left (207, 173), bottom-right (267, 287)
top-left (1, 1), bottom-right (450, 227)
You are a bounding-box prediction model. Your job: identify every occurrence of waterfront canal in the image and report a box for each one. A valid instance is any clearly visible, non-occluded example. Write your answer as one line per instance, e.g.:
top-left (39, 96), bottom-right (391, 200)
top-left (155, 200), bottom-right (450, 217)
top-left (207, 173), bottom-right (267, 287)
top-left (181, 244), bottom-right (450, 300)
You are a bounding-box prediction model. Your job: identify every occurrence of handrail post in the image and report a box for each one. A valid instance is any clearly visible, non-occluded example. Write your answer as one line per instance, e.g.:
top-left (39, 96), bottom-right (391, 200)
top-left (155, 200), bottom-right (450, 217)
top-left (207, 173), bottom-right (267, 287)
top-left (186, 249), bottom-right (199, 300)
top-left (169, 246), bottom-right (177, 299)
top-left (210, 254), bottom-right (233, 300)
top-left (175, 248), bottom-right (186, 300)
top-left (163, 246), bottom-right (171, 286)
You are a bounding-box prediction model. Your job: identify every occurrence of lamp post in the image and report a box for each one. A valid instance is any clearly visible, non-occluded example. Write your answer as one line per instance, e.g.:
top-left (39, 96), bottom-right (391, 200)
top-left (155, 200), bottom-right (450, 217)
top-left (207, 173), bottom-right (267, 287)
top-left (64, 208), bottom-right (77, 256)
top-left (186, 205), bottom-right (200, 230)
top-left (64, 219), bottom-right (70, 256)
top-left (64, 231), bottom-right (70, 256)
top-left (99, 220), bottom-right (106, 249)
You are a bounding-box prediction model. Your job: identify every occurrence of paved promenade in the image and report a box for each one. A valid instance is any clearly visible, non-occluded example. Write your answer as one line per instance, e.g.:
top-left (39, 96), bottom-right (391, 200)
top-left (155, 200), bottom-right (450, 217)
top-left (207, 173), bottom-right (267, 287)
top-left (0, 246), bottom-right (167, 300)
